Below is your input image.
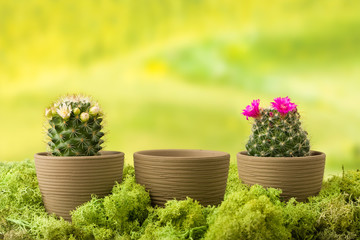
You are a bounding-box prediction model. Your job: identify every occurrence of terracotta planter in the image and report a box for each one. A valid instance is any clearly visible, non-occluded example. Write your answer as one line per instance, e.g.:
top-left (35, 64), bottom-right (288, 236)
top-left (237, 150), bottom-right (326, 201)
top-left (134, 149), bottom-right (230, 206)
top-left (34, 151), bottom-right (124, 221)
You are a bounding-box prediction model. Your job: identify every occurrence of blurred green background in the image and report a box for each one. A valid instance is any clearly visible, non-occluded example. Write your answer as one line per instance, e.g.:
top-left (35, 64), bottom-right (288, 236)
top-left (1, 0), bottom-right (359, 176)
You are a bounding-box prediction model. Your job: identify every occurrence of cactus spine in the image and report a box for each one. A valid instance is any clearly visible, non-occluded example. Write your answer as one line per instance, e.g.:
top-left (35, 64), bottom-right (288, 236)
top-left (45, 95), bottom-right (104, 156)
top-left (243, 97), bottom-right (310, 157)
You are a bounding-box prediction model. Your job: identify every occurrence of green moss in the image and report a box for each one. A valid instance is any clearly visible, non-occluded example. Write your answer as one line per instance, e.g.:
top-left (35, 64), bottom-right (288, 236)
top-left (156, 198), bottom-right (207, 230)
top-left (316, 194), bottom-right (359, 237)
top-left (1, 161), bottom-right (360, 239)
top-left (318, 170), bottom-right (360, 201)
top-left (71, 197), bottom-right (111, 239)
top-left (0, 160), bottom-right (47, 237)
top-left (30, 216), bottom-right (77, 240)
top-left (224, 163), bottom-right (246, 198)
top-left (206, 186), bottom-right (291, 240)
top-left (283, 199), bottom-right (319, 239)
top-left (122, 164), bottom-right (136, 180)
top-left (103, 176), bottom-right (151, 234)
top-left (138, 198), bottom-right (211, 240)
top-left (2, 229), bottom-right (32, 240)
top-left (317, 229), bottom-right (357, 240)
top-left (71, 172), bottom-right (151, 238)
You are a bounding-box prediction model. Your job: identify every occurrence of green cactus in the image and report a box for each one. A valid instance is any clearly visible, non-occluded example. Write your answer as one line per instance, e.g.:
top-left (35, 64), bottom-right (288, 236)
top-left (245, 108), bottom-right (310, 157)
top-left (45, 95), bottom-right (104, 156)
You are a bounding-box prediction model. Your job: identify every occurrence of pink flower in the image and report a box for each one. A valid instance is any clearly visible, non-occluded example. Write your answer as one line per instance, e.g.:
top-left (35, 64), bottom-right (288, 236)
top-left (242, 99), bottom-right (261, 120)
top-left (271, 96), bottom-right (297, 115)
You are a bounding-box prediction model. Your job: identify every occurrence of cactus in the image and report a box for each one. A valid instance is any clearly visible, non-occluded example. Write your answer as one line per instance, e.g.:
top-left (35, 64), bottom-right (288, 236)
top-left (242, 97), bottom-right (310, 157)
top-left (44, 95), bottom-right (104, 156)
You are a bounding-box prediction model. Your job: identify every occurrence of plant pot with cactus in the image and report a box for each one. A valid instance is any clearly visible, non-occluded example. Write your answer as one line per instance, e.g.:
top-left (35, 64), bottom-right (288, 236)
top-left (34, 94), bottom-right (124, 221)
top-left (237, 97), bottom-right (326, 201)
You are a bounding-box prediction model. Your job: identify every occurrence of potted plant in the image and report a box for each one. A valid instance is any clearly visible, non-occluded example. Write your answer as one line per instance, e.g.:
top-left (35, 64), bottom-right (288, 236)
top-left (134, 149), bottom-right (230, 206)
top-left (237, 97), bottom-right (326, 201)
top-left (34, 94), bottom-right (124, 221)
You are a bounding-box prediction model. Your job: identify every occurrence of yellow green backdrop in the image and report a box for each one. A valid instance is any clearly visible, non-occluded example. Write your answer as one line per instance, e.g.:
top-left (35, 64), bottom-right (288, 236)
top-left (1, 0), bottom-right (360, 176)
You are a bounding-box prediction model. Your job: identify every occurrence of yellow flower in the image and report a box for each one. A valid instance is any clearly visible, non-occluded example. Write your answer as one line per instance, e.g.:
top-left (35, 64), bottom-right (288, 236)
top-left (80, 112), bottom-right (89, 122)
top-left (56, 104), bottom-right (72, 120)
top-left (73, 107), bottom-right (81, 115)
top-left (89, 105), bottom-right (100, 116)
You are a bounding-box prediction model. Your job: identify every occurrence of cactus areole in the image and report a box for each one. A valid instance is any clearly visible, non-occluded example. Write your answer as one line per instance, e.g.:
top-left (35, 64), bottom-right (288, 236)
top-left (242, 97), bottom-right (310, 157)
top-left (45, 95), bottom-right (104, 156)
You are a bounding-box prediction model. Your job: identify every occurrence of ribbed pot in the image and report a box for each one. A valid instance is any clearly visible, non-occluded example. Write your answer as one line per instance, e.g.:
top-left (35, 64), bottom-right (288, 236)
top-left (237, 150), bottom-right (326, 201)
top-left (134, 149), bottom-right (230, 207)
top-left (34, 151), bottom-right (124, 221)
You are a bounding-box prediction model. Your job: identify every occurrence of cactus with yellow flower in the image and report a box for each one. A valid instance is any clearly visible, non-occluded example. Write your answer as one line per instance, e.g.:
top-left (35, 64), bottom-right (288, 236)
top-left (44, 95), bottom-right (104, 156)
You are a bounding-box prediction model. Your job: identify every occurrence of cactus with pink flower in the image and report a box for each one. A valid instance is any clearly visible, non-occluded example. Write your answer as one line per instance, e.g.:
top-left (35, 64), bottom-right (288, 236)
top-left (242, 96), bottom-right (310, 157)
top-left (44, 94), bottom-right (104, 156)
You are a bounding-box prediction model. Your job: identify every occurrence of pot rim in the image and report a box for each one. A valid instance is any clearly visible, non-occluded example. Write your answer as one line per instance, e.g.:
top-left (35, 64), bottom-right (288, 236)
top-left (134, 149), bottom-right (230, 160)
top-left (237, 150), bottom-right (325, 160)
top-left (34, 151), bottom-right (124, 160)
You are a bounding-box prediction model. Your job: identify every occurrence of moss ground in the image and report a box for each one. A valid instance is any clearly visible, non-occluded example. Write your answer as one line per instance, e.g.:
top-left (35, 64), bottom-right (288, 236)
top-left (0, 160), bottom-right (359, 239)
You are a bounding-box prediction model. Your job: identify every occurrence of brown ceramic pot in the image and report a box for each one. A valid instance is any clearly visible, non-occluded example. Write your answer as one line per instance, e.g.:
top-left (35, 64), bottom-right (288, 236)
top-left (237, 150), bottom-right (326, 201)
top-left (134, 149), bottom-right (230, 207)
top-left (34, 151), bottom-right (124, 221)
